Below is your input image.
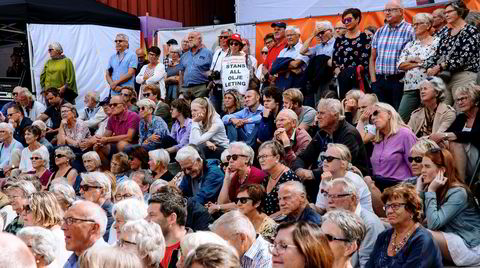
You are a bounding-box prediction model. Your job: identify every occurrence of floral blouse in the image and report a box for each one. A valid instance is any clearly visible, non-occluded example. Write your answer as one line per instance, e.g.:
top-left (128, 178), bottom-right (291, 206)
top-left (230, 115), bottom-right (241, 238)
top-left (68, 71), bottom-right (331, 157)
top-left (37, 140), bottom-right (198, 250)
top-left (63, 119), bottom-right (91, 147)
top-left (425, 24), bottom-right (480, 73)
top-left (332, 32), bottom-right (372, 72)
top-left (397, 38), bottom-right (439, 91)
top-left (261, 169), bottom-right (300, 215)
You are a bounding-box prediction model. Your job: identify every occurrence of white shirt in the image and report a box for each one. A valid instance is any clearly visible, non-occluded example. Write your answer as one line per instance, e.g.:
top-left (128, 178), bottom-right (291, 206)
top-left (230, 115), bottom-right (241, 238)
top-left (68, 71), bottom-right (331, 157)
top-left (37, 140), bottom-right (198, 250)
top-left (19, 145), bottom-right (49, 173)
top-left (23, 101), bottom-right (46, 122)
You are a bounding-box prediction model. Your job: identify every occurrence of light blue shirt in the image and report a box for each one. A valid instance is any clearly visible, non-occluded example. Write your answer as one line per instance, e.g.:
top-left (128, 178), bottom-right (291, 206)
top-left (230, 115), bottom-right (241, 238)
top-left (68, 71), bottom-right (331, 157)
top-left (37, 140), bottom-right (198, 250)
top-left (308, 37), bottom-right (336, 58)
top-left (0, 139), bottom-right (23, 168)
top-left (107, 49), bottom-right (138, 95)
top-left (63, 253), bottom-right (78, 268)
top-left (278, 42), bottom-right (309, 65)
top-left (222, 104), bottom-right (264, 134)
top-left (179, 48), bottom-right (213, 87)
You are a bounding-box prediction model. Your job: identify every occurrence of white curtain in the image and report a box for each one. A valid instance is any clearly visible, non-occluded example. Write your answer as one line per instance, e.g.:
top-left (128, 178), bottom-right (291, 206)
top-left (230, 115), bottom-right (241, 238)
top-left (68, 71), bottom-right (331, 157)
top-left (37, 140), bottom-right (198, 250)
top-left (27, 24), bottom-right (140, 111)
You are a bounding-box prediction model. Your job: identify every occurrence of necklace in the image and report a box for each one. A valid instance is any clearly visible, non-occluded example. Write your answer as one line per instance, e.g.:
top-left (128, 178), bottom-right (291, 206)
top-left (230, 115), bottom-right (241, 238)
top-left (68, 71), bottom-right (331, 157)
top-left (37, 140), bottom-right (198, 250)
top-left (390, 223), bottom-right (417, 254)
top-left (269, 166), bottom-right (285, 181)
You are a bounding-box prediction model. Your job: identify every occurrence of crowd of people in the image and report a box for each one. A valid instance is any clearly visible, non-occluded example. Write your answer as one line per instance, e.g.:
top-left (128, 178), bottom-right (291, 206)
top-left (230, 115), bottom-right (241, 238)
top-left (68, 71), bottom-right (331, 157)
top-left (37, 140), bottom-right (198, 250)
top-left (1, 0), bottom-right (480, 267)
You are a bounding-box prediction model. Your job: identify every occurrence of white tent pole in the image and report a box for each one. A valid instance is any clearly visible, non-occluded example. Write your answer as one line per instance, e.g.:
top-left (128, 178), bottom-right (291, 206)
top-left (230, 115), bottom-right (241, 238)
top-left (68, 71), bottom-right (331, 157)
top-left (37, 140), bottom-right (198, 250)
top-left (26, 23), bottom-right (36, 95)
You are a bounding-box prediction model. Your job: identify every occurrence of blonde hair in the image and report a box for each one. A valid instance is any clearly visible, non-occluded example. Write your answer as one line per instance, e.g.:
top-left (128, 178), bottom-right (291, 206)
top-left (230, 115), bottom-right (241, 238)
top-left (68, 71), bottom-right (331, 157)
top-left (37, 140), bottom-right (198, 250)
top-left (28, 192), bottom-right (63, 228)
top-left (78, 246), bottom-right (143, 268)
top-left (283, 88), bottom-right (304, 106)
top-left (373, 102), bottom-right (409, 142)
top-left (191, 97), bottom-right (217, 131)
top-left (410, 138), bottom-right (440, 155)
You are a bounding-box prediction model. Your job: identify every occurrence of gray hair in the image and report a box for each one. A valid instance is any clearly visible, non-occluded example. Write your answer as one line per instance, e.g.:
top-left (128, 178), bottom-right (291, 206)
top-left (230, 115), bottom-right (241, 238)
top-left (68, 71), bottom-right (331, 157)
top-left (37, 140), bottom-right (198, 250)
top-left (81, 172), bottom-right (112, 199)
top-left (116, 33), bottom-right (129, 42)
top-left (112, 198), bottom-right (147, 222)
top-left (32, 148), bottom-right (50, 169)
top-left (220, 149), bottom-right (229, 163)
top-left (48, 42), bottom-right (63, 53)
top-left (421, 77), bottom-right (446, 102)
top-left (32, 120), bottom-right (47, 134)
top-left (286, 26), bottom-right (301, 35)
top-left (136, 98), bottom-right (157, 113)
top-left (78, 246), bottom-right (143, 268)
top-left (0, 122), bottom-right (14, 135)
top-left (318, 98), bottom-right (345, 120)
top-left (122, 219), bottom-right (166, 267)
top-left (55, 146), bottom-right (75, 161)
top-left (130, 169), bottom-right (154, 187)
top-left (82, 151), bottom-right (102, 169)
top-left (455, 82), bottom-right (480, 105)
top-left (279, 108), bottom-right (298, 124)
top-left (49, 182), bottom-right (76, 208)
top-left (279, 181), bottom-right (306, 196)
top-left (180, 231), bottom-right (230, 259)
top-left (432, 8), bottom-right (446, 19)
top-left (17, 227), bottom-right (57, 265)
top-left (359, 94), bottom-right (378, 106)
top-left (329, 178), bottom-right (358, 199)
top-left (345, 90), bottom-right (365, 102)
top-left (176, 146), bottom-right (201, 162)
top-left (149, 179), bottom-right (169, 194)
top-left (323, 210), bottom-right (365, 252)
top-left (85, 91), bottom-right (100, 103)
top-left (71, 200), bottom-right (108, 235)
top-left (210, 210), bottom-right (256, 240)
top-left (316, 20), bottom-right (334, 31)
top-left (6, 179), bottom-right (37, 196)
top-left (149, 149), bottom-right (170, 169)
top-left (116, 180), bottom-right (144, 201)
top-left (414, 12), bottom-right (434, 26)
top-left (184, 243), bottom-right (240, 268)
top-left (410, 138), bottom-right (440, 155)
top-left (169, 45), bottom-right (182, 54)
top-left (228, 142), bottom-right (255, 165)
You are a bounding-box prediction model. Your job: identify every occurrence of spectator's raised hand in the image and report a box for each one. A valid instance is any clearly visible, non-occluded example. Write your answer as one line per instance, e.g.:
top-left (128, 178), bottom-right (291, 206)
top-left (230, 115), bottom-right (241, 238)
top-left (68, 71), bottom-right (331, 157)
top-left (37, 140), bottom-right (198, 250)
top-left (296, 168), bottom-right (313, 181)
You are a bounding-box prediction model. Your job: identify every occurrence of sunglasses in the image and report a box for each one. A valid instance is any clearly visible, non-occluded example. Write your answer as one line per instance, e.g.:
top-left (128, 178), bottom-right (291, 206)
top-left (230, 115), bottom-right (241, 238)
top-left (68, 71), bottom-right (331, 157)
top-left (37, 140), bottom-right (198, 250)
top-left (226, 154), bottom-right (248, 161)
top-left (219, 36), bottom-right (229, 39)
top-left (324, 234), bottom-right (350, 242)
top-left (261, 51), bottom-right (268, 55)
top-left (235, 197), bottom-right (253, 204)
top-left (55, 154), bottom-right (66, 158)
top-left (408, 156), bottom-right (423, 163)
top-left (320, 155), bottom-right (341, 162)
top-left (230, 42), bottom-right (241, 47)
top-left (109, 103), bottom-right (122, 108)
top-left (114, 40), bottom-right (124, 43)
top-left (48, 48), bottom-right (54, 52)
top-left (220, 162), bottom-right (229, 169)
top-left (30, 157), bottom-right (42, 161)
top-left (122, 93), bottom-right (131, 97)
top-left (343, 17), bottom-right (354, 24)
top-left (143, 93), bottom-right (152, 98)
top-left (80, 184), bottom-right (102, 192)
top-left (372, 110), bottom-right (381, 117)
top-left (139, 107), bottom-right (149, 111)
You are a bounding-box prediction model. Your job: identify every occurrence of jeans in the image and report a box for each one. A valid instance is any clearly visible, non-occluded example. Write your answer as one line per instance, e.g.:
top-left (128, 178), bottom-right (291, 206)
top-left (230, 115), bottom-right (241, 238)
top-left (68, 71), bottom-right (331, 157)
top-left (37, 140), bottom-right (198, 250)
top-left (372, 74), bottom-right (404, 110)
top-left (209, 84), bottom-right (223, 115)
top-left (225, 124), bottom-right (257, 148)
top-left (398, 90), bottom-right (420, 123)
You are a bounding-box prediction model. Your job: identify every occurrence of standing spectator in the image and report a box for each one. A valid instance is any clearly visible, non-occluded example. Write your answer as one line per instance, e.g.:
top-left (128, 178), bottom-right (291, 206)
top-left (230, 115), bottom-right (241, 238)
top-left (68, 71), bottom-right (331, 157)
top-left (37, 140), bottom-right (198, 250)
top-left (40, 42), bottom-right (77, 103)
top-left (165, 45), bottom-right (183, 102)
top-left (17, 87), bottom-right (46, 122)
top-left (166, 98), bottom-right (192, 154)
top-left (370, 103), bottom-right (417, 191)
top-left (431, 8), bottom-right (447, 34)
top-left (8, 104), bottom-right (32, 147)
top-left (50, 146), bottom-right (79, 187)
top-left (37, 87), bottom-right (68, 138)
top-left (179, 31), bottom-right (213, 98)
top-left (135, 48), bottom-right (149, 94)
top-left (370, 1), bottom-right (415, 109)
top-left (190, 97), bottom-right (229, 159)
top-left (78, 91), bottom-right (107, 134)
top-left (300, 21), bottom-right (336, 58)
top-left (242, 38), bottom-right (258, 73)
top-left (333, 8), bottom-right (372, 98)
top-left (57, 103), bottom-right (91, 150)
top-left (408, 77), bottom-right (455, 138)
top-left (137, 98), bottom-right (172, 151)
top-left (335, 21), bottom-right (347, 37)
top-left (0, 122), bottom-right (23, 171)
top-left (256, 46), bottom-right (269, 81)
top-left (175, 145), bottom-right (224, 205)
top-left (181, 36), bottom-right (189, 53)
top-left (282, 88), bottom-right (316, 132)
top-left (3, 180), bottom-right (37, 234)
top-left (209, 29), bottom-right (233, 112)
top-left (106, 33), bottom-right (137, 97)
top-left (397, 13), bottom-right (438, 122)
top-left (136, 46), bottom-right (167, 100)
top-left (120, 86), bottom-right (139, 113)
top-left (364, 26), bottom-right (377, 38)
top-left (278, 181), bottom-right (322, 224)
top-left (264, 22), bottom-right (287, 71)
top-left (425, 1), bottom-right (480, 105)
top-left (19, 126), bottom-right (49, 173)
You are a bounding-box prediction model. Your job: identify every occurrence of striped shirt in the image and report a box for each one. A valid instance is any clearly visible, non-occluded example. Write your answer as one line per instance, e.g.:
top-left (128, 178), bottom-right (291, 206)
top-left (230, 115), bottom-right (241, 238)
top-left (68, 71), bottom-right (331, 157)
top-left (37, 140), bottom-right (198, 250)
top-left (241, 235), bottom-right (272, 268)
top-left (372, 20), bottom-right (414, 75)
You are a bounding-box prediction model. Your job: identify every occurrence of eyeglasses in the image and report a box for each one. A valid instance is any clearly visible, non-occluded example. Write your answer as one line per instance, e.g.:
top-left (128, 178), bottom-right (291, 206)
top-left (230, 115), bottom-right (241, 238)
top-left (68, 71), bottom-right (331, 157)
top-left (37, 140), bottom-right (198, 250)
top-left (109, 103), bottom-right (123, 108)
top-left (258, 154), bottom-right (273, 161)
top-left (316, 30), bottom-right (327, 36)
top-left (122, 93), bottom-right (131, 97)
top-left (320, 154), bottom-right (341, 162)
top-left (226, 154), bottom-right (248, 161)
top-left (342, 17), bottom-right (354, 24)
top-left (455, 96), bottom-right (469, 103)
top-left (55, 154), bottom-right (66, 158)
top-left (147, 53), bottom-right (157, 57)
top-left (63, 216), bottom-right (95, 226)
top-left (79, 184), bottom-right (103, 192)
top-left (235, 197), bottom-right (253, 204)
top-left (384, 8), bottom-right (401, 13)
top-left (372, 110), bottom-right (382, 117)
top-left (230, 42), bottom-right (241, 47)
top-left (143, 93), bottom-right (152, 98)
top-left (383, 202), bottom-right (407, 211)
top-left (327, 193), bottom-right (351, 199)
top-left (115, 193), bottom-right (133, 202)
top-left (7, 112), bottom-right (18, 117)
top-left (114, 40), bottom-right (124, 43)
top-left (118, 239), bottom-right (137, 247)
top-left (219, 36), bottom-right (229, 39)
top-left (408, 156), bottom-right (423, 163)
top-left (61, 109), bottom-right (71, 114)
top-left (444, 9), bottom-right (457, 15)
top-left (30, 157), bottom-right (42, 161)
top-left (12, 92), bottom-right (19, 96)
top-left (325, 234), bottom-right (351, 242)
top-left (412, 22), bottom-right (426, 28)
top-left (268, 242), bottom-right (298, 254)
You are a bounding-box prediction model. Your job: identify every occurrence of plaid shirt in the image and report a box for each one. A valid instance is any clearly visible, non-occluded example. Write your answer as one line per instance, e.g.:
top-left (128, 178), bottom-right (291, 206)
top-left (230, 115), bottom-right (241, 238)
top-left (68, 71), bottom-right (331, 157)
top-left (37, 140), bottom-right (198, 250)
top-left (372, 20), bottom-right (414, 75)
top-left (4, 215), bottom-right (23, 235)
top-left (240, 235), bottom-right (272, 268)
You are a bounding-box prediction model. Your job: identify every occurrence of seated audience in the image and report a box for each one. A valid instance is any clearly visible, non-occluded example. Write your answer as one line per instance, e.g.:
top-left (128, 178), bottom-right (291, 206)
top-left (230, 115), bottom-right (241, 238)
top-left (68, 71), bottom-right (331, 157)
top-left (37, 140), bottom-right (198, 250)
top-left (57, 103), bottom-right (91, 150)
top-left (17, 227), bottom-right (60, 268)
top-left (37, 88), bottom-right (68, 138)
top-left (278, 181), bottom-right (322, 224)
top-left (128, 146), bottom-right (149, 171)
top-left (148, 148), bottom-right (173, 181)
top-left (402, 139), bottom-right (441, 186)
top-left (0, 122), bottom-right (23, 171)
top-left (166, 98), bottom-right (192, 154)
top-left (111, 197), bottom-right (147, 245)
top-left (370, 102), bottom-right (417, 191)
top-left (343, 90), bottom-right (365, 126)
top-left (326, 178), bottom-right (385, 268)
top-left (137, 98), bottom-right (172, 151)
top-left (211, 142), bottom-right (266, 212)
top-left (78, 100), bottom-right (112, 150)
top-left (147, 192), bottom-right (187, 268)
top-left (211, 210), bottom-right (272, 268)
top-left (78, 246), bottom-right (143, 268)
top-left (114, 180), bottom-right (143, 203)
top-left (142, 84), bottom-right (172, 127)
top-left (82, 151), bottom-right (103, 173)
top-left (49, 182), bottom-right (76, 212)
top-left (355, 93), bottom-right (378, 148)
top-left (315, 143), bottom-right (372, 213)
top-left (177, 231), bottom-right (231, 268)
top-left (3, 179), bottom-right (37, 234)
top-left (17, 87), bottom-right (46, 123)
top-left (136, 46), bottom-right (167, 100)
top-left (274, 109), bottom-right (312, 167)
top-left (271, 221), bottom-right (334, 268)
top-left (184, 243), bottom-right (240, 268)
top-left (79, 172), bottom-right (114, 242)
top-left (222, 89), bottom-right (243, 116)
top-left (365, 184), bottom-right (443, 267)
top-left (0, 86), bottom-right (22, 122)
top-left (62, 200), bottom-right (109, 267)
top-left (0, 232), bottom-right (36, 268)
top-left (19, 126), bottom-right (49, 173)
top-left (418, 148), bottom-right (480, 266)
top-left (257, 86), bottom-right (283, 144)
top-left (31, 120), bottom-right (53, 153)
top-left (282, 88), bottom-right (316, 132)
top-left (258, 141), bottom-right (300, 217)
top-left (111, 152), bottom-right (130, 183)
top-left (190, 97), bottom-right (229, 159)
top-left (28, 148), bottom-right (52, 189)
top-left (51, 146), bottom-right (79, 187)
top-left (8, 104), bottom-right (32, 147)
top-left (408, 77), bottom-right (455, 138)
top-left (130, 169), bottom-right (154, 203)
top-left (176, 146), bottom-right (224, 205)
top-left (120, 86), bottom-right (139, 113)
top-left (223, 88), bottom-right (263, 145)
top-left (78, 91), bottom-right (107, 134)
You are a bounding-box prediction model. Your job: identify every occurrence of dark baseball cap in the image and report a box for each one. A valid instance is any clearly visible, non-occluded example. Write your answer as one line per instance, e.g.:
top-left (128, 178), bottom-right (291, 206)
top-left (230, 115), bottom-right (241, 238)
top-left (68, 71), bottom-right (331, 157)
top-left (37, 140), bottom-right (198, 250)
top-left (271, 22), bottom-right (287, 28)
top-left (167, 39), bottom-right (178, 45)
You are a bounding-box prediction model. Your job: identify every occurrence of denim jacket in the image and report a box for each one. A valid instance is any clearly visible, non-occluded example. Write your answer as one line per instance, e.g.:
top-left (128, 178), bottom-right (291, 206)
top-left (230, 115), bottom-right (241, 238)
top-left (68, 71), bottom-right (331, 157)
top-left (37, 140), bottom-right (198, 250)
top-left (179, 159), bottom-right (224, 205)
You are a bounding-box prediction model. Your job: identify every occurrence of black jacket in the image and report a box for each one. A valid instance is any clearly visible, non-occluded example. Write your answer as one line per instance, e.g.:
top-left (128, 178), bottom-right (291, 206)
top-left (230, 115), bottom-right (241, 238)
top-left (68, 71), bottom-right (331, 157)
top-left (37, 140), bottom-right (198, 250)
top-left (14, 117), bottom-right (33, 147)
top-left (446, 111), bottom-right (480, 150)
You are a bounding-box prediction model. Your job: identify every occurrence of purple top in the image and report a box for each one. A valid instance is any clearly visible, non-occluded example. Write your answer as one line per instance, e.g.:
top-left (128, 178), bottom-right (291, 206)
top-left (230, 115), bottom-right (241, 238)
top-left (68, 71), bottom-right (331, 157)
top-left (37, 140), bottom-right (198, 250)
top-left (370, 127), bottom-right (417, 181)
top-left (106, 110), bottom-right (140, 139)
top-left (170, 118), bottom-right (192, 150)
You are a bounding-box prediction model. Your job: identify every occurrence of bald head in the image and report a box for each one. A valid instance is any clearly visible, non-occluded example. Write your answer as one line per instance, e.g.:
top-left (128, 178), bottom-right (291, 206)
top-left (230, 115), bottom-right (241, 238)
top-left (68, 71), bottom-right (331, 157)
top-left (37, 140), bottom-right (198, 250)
top-left (0, 233), bottom-right (36, 268)
top-left (71, 200), bottom-right (108, 235)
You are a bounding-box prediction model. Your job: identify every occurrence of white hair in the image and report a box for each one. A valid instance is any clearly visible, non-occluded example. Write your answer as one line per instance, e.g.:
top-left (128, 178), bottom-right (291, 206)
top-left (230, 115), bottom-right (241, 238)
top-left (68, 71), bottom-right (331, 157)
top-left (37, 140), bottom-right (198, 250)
top-left (220, 149), bottom-right (229, 163)
top-left (112, 198), bottom-right (147, 222)
top-left (180, 231), bottom-right (230, 259)
top-left (48, 42), bottom-right (63, 53)
top-left (318, 98), bottom-right (345, 120)
top-left (136, 98), bottom-right (157, 112)
top-left (7, 180), bottom-right (37, 196)
top-left (279, 180), bottom-right (306, 196)
top-left (116, 33), bottom-right (129, 42)
top-left (81, 172), bottom-right (112, 199)
top-left (149, 179), bottom-right (168, 194)
top-left (71, 200), bottom-right (108, 236)
top-left (176, 146), bottom-right (201, 162)
top-left (414, 12), bottom-right (434, 26)
top-left (210, 210), bottom-right (256, 241)
top-left (32, 120), bottom-right (47, 134)
top-left (169, 45), bottom-right (182, 54)
top-left (0, 122), bottom-right (14, 135)
top-left (85, 91), bottom-right (100, 103)
top-left (148, 149), bottom-right (170, 168)
top-left (17, 227), bottom-right (57, 265)
top-left (116, 180), bottom-right (144, 201)
top-left (322, 210), bottom-right (366, 253)
top-left (78, 246), bottom-right (143, 268)
top-left (316, 20), bottom-right (334, 31)
top-left (279, 108), bottom-right (299, 123)
top-left (329, 178), bottom-right (358, 199)
top-left (82, 151), bottom-right (102, 169)
top-left (0, 233), bottom-right (36, 268)
top-left (228, 142), bottom-right (255, 165)
top-left (122, 219), bottom-right (165, 267)
top-left (50, 182), bottom-right (76, 208)
top-left (286, 26), bottom-right (301, 35)
top-left (32, 148), bottom-right (50, 169)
